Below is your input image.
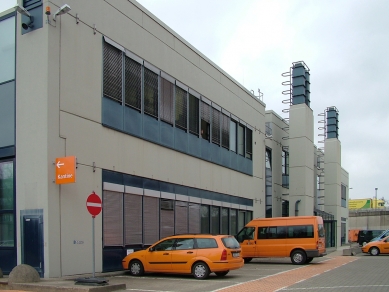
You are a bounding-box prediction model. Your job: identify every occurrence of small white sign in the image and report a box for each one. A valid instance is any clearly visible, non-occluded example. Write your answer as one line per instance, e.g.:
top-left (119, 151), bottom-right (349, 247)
top-left (127, 249), bottom-right (134, 255)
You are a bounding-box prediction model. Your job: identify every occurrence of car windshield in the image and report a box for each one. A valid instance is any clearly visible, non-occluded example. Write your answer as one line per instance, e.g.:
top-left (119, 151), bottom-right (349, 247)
top-left (221, 236), bottom-right (240, 249)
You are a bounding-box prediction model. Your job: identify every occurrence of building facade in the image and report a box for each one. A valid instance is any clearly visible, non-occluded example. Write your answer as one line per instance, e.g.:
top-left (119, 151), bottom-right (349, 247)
top-left (0, 0), bottom-right (349, 277)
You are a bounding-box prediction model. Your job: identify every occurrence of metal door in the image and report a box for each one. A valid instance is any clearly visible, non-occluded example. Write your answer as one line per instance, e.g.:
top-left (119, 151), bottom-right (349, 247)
top-left (22, 215), bottom-right (44, 277)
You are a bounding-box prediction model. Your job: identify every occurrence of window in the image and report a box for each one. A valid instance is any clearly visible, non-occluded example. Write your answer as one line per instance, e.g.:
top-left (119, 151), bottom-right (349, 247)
top-left (124, 56), bottom-right (141, 110)
top-left (189, 94), bottom-right (199, 135)
top-left (341, 185), bottom-right (347, 208)
top-left (201, 101), bottom-right (211, 141)
top-left (230, 209), bottom-right (237, 235)
top-left (212, 108), bottom-right (220, 145)
top-left (0, 16), bottom-right (16, 84)
top-left (175, 86), bottom-right (187, 130)
top-left (211, 206), bottom-right (220, 234)
top-left (287, 225), bottom-right (314, 238)
top-left (189, 203), bottom-right (200, 233)
top-left (0, 160), bottom-right (14, 247)
top-left (230, 120), bottom-right (237, 152)
top-left (201, 205), bottom-right (210, 233)
top-left (282, 151), bottom-right (289, 188)
top-left (237, 124), bottom-right (245, 156)
top-left (103, 191), bottom-right (123, 246)
top-left (265, 148), bottom-right (272, 218)
top-left (175, 201), bottom-right (188, 234)
top-left (144, 196), bottom-right (159, 245)
top-left (154, 238), bottom-right (175, 251)
top-left (236, 227), bottom-right (255, 242)
top-left (221, 114), bottom-right (229, 149)
top-left (175, 238), bottom-right (194, 250)
top-left (144, 68), bottom-right (158, 117)
top-left (103, 42), bottom-right (122, 103)
top-left (124, 193), bottom-right (142, 245)
top-left (221, 208), bottom-right (229, 235)
top-left (246, 128), bottom-right (252, 159)
top-left (160, 199), bottom-right (174, 238)
top-left (196, 238), bottom-right (218, 249)
top-left (161, 78), bottom-right (174, 124)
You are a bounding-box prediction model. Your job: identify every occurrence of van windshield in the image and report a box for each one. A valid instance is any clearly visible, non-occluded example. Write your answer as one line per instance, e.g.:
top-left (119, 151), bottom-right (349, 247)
top-left (235, 227), bottom-right (255, 243)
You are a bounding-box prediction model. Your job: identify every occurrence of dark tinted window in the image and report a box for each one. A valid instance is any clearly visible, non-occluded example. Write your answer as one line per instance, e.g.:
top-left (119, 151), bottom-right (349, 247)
top-left (153, 239), bottom-right (175, 251)
top-left (236, 227), bottom-right (255, 243)
top-left (287, 225), bottom-right (314, 238)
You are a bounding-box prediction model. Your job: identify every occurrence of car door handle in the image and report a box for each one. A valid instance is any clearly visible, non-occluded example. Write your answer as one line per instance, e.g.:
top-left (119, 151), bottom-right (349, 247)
top-left (187, 251), bottom-right (193, 254)
top-left (163, 253), bottom-right (169, 255)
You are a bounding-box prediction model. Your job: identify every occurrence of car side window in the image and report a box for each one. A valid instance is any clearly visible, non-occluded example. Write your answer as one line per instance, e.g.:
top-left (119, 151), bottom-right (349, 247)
top-left (175, 238), bottom-right (194, 250)
top-left (153, 239), bottom-right (176, 251)
top-left (196, 238), bottom-right (218, 249)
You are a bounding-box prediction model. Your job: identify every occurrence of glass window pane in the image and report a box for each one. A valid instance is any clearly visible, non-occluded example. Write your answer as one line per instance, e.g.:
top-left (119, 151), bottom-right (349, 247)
top-left (201, 205), bottom-right (210, 233)
top-left (0, 16), bottom-right (16, 84)
top-left (238, 124), bottom-right (245, 156)
top-left (175, 86), bottom-right (187, 130)
top-left (0, 161), bottom-right (14, 210)
top-left (0, 213), bottom-right (14, 247)
top-left (124, 57), bottom-right (141, 110)
top-left (221, 114), bottom-right (229, 149)
top-left (0, 81), bottom-right (15, 148)
top-left (212, 109), bottom-right (220, 145)
top-left (161, 78), bottom-right (174, 124)
top-left (189, 94), bottom-right (199, 135)
top-left (103, 42), bottom-right (122, 103)
top-left (211, 206), bottom-right (220, 234)
top-left (230, 120), bottom-right (237, 152)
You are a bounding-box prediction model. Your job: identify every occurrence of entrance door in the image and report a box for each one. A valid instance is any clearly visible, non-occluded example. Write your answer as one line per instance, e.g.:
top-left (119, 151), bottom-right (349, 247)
top-left (23, 215), bottom-right (44, 277)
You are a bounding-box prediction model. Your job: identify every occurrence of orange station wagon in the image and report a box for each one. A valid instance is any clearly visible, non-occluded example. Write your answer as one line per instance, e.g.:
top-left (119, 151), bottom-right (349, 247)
top-left (122, 234), bottom-right (243, 279)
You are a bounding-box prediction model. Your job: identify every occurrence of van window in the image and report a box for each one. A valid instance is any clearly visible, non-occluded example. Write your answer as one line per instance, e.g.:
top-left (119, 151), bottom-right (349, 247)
top-left (235, 227), bottom-right (255, 243)
top-left (257, 226), bottom-right (286, 239)
top-left (287, 225), bottom-right (314, 238)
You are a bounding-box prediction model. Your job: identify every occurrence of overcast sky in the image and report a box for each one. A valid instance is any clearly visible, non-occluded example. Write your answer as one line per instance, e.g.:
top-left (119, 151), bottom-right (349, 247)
top-left (2, 0), bottom-right (388, 202)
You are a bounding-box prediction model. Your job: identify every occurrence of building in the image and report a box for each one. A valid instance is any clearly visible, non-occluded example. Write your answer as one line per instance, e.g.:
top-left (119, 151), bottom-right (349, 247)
top-left (0, 0), bottom-right (349, 277)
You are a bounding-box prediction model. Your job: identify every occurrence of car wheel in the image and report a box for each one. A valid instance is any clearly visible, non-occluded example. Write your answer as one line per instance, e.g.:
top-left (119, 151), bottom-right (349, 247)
top-left (244, 258), bottom-right (253, 263)
top-left (215, 271), bottom-right (229, 277)
top-left (369, 247), bottom-right (380, 256)
top-left (129, 260), bottom-right (144, 276)
top-left (192, 262), bottom-right (210, 280)
top-left (305, 257), bottom-right (313, 264)
top-left (291, 250), bottom-right (306, 265)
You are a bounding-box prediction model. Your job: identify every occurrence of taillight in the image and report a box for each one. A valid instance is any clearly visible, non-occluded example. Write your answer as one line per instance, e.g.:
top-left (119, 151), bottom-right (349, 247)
top-left (221, 249), bottom-right (227, 261)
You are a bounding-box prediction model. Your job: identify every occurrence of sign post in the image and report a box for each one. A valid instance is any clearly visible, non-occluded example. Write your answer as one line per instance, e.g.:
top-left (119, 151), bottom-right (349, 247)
top-left (86, 191), bottom-right (102, 278)
top-left (75, 192), bottom-right (107, 286)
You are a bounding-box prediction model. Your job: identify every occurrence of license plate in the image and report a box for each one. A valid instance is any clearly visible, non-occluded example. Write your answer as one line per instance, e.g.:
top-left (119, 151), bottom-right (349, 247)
top-left (232, 252), bottom-right (240, 258)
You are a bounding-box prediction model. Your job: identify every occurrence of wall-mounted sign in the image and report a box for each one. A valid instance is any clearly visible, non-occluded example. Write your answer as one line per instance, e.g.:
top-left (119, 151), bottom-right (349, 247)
top-left (55, 156), bottom-right (76, 184)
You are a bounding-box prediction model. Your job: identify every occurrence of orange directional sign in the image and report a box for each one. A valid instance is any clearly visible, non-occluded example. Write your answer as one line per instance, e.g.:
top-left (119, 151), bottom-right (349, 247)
top-left (55, 156), bottom-right (76, 184)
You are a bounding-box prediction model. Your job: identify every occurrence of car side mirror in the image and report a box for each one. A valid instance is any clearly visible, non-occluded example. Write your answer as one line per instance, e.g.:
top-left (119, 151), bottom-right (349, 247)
top-left (149, 247), bottom-right (155, 252)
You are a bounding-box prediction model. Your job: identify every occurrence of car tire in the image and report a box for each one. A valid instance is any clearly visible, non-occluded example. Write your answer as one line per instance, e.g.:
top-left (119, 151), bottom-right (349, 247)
top-left (369, 247), bottom-right (380, 256)
top-left (291, 250), bottom-right (306, 265)
top-left (215, 271), bottom-right (229, 277)
top-left (192, 262), bottom-right (210, 280)
top-left (305, 257), bottom-right (313, 264)
top-left (129, 260), bottom-right (144, 276)
top-left (244, 258), bottom-right (253, 263)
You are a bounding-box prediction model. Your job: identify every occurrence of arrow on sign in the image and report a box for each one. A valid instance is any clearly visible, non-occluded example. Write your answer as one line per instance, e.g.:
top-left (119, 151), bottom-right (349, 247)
top-left (56, 161), bottom-right (64, 168)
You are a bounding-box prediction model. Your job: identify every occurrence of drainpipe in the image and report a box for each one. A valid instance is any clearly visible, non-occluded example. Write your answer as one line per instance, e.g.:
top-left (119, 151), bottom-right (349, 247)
top-left (295, 200), bottom-right (301, 216)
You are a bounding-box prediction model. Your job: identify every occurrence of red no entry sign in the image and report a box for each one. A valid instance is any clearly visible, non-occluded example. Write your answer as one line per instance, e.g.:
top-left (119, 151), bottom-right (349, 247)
top-left (86, 192), bottom-right (102, 217)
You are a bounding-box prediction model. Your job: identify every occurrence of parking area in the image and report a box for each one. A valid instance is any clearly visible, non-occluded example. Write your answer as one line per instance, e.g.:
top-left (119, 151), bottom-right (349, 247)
top-left (104, 253), bottom-right (389, 292)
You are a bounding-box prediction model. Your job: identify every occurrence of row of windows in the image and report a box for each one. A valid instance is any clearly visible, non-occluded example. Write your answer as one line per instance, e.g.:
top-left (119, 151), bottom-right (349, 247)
top-left (103, 190), bottom-right (253, 247)
top-left (236, 225), bottom-right (315, 242)
top-left (103, 39), bottom-right (253, 159)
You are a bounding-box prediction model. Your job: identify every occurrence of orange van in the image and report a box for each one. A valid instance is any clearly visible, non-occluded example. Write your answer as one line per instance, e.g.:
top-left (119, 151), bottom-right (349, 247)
top-left (235, 216), bottom-right (326, 265)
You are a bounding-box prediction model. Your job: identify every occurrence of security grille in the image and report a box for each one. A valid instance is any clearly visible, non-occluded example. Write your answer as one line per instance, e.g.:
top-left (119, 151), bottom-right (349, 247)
top-left (103, 43), bottom-right (122, 103)
top-left (189, 94), bottom-right (199, 135)
top-left (175, 86), bottom-right (187, 130)
top-left (143, 196), bottom-right (159, 245)
top-left (212, 108), bottom-right (220, 145)
top-left (124, 194), bottom-right (142, 244)
top-left (161, 78), bottom-right (174, 124)
top-left (144, 68), bottom-right (158, 117)
top-left (103, 191), bottom-right (123, 247)
top-left (125, 57), bottom-right (141, 110)
top-left (175, 201), bottom-right (188, 234)
top-left (221, 114), bottom-right (229, 148)
top-left (189, 203), bottom-right (200, 233)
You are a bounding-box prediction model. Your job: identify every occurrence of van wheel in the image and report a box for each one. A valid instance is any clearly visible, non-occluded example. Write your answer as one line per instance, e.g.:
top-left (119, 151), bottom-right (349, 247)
top-left (192, 262), bottom-right (210, 280)
top-left (369, 247), bottom-right (380, 256)
top-left (244, 258), bottom-right (253, 263)
top-left (291, 250), bottom-right (306, 265)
